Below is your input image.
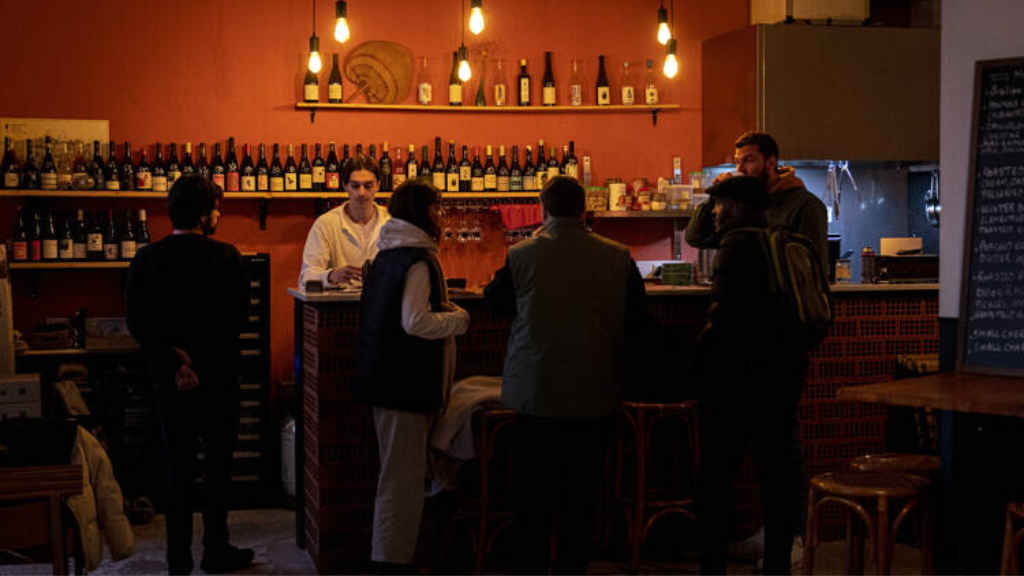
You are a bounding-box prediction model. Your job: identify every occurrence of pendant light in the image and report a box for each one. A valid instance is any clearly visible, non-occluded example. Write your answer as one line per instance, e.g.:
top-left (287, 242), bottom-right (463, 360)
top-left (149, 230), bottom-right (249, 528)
top-left (334, 1), bottom-right (350, 43)
top-left (662, 0), bottom-right (678, 78)
top-left (458, 0), bottom-right (472, 81)
top-left (657, 2), bottom-right (671, 45)
top-left (469, 0), bottom-right (485, 35)
top-left (307, 0), bottom-right (322, 73)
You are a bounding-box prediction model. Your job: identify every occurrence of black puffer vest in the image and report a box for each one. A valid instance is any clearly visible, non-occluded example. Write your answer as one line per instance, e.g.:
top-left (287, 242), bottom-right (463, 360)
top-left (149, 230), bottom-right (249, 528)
top-left (354, 247), bottom-right (446, 413)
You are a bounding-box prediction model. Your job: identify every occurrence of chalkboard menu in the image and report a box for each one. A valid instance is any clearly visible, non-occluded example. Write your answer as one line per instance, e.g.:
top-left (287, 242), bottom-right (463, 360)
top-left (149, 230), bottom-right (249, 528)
top-left (958, 57), bottom-right (1024, 376)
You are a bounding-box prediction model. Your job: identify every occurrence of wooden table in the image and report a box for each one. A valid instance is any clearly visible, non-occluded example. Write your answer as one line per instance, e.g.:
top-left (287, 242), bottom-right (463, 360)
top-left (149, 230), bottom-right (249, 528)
top-left (837, 372), bottom-right (1024, 417)
top-left (0, 464), bottom-right (84, 575)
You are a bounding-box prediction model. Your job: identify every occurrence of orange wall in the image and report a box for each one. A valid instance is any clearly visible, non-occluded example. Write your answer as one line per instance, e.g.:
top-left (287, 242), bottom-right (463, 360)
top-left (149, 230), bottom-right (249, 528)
top-left (1, 0), bottom-right (748, 388)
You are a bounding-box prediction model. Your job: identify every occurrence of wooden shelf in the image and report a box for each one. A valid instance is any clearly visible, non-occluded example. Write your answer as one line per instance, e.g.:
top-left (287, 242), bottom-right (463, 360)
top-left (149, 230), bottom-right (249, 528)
top-left (296, 102), bottom-right (680, 125)
top-left (0, 189), bottom-right (538, 200)
top-left (18, 346), bottom-right (138, 357)
top-left (10, 261), bottom-right (130, 270)
top-left (591, 210), bottom-right (692, 218)
top-left (0, 189), bottom-right (167, 199)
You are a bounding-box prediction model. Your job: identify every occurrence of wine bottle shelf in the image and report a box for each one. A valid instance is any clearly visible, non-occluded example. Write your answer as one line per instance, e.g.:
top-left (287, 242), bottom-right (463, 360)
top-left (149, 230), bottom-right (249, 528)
top-left (18, 346), bottom-right (139, 357)
top-left (0, 189), bottom-right (539, 200)
top-left (10, 262), bottom-right (131, 270)
top-left (295, 102), bottom-right (680, 125)
top-left (590, 209), bottom-right (692, 218)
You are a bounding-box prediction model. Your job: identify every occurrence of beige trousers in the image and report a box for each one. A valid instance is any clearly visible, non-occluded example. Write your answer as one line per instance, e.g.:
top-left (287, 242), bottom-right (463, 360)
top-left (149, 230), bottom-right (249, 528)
top-left (371, 407), bottom-right (429, 564)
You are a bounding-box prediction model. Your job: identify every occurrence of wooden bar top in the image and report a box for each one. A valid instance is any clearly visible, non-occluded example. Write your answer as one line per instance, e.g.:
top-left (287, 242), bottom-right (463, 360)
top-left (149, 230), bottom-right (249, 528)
top-left (837, 372), bottom-right (1024, 417)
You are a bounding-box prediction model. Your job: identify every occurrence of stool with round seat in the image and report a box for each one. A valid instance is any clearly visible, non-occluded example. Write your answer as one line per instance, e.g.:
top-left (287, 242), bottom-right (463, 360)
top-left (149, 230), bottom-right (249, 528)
top-left (608, 400), bottom-right (699, 571)
top-left (803, 471), bottom-right (933, 576)
top-left (850, 453), bottom-right (941, 476)
top-left (1000, 501), bottom-right (1024, 575)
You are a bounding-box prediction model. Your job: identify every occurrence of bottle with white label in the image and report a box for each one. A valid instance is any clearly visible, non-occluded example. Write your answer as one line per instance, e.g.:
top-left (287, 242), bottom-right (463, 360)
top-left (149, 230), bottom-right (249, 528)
top-left (621, 61), bottom-right (635, 105)
top-left (328, 54), bottom-right (343, 103)
top-left (102, 209), bottom-right (119, 261)
top-left (119, 209), bottom-right (136, 261)
top-left (41, 210), bottom-right (58, 260)
top-left (137, 209), bottom-right (150, 251)
top-left (57, 142), bottom-right (73, 190)
top-left (72, 210), bottom-right (88, 260)
top-left (644, 59), bottom-right (659, 105)
top-left (87, 211), bottom-right (104, 261)
top-left (40, 137), bottom-right (58, 191)
top-left (493, 60), bottom-right (507, 106)
top-left (448, 51), bottom-right (462, 106)
top-left (569, 59), bottom-right (583, 106)
top-left (304, 66), bottom-right (319, 103)
top-left (58, 213), bottom-right (75, 260)
top-left (596, 55), bottom-right (611, 105)
top-left (542, 52), bottom-right (556, 106)
top-left (518, 59), bottom-right (531, 106)
top-left (417, 56), bottom-right (433, 105)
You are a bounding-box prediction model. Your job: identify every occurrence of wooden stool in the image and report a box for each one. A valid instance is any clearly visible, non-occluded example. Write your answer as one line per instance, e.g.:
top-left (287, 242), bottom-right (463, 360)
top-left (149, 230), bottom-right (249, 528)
top-left (850, 453), bottom-right (941, 476)
top-left (609, 400), bottom-right (699, 570)
top-left (803, 471), bottom-right (933, 576)
top-left (439, 408), bottom-right (516, 575)
top-left (1000, 502), bottom-right (1024, 575)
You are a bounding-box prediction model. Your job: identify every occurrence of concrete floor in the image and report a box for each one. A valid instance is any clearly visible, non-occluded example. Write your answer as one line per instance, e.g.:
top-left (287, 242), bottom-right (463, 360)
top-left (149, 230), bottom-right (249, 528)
top-left (0, 508), bottom-right (927, 575)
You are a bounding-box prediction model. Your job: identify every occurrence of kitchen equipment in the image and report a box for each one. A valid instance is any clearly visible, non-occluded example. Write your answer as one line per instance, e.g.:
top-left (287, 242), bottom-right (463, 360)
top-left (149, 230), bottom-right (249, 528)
top-left (835, 259), bottom-right (852, 283)
top-left (827, 234), bottom-right (842, 283)
top-left (925, 170), bottom-right (941, 227)
top-left (869, 255), bottom-right (939, 284)
top-left (880, 237), bottom-right (924, 256)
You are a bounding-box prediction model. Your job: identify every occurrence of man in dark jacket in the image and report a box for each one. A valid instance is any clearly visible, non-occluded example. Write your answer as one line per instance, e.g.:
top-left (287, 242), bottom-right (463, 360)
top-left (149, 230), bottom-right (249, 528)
top-left (484, 176), bottom-right (647, 574)
top-left (126, 176), bottom-right (253, 575)
top-left (695, 176), bottom-right (807, 575)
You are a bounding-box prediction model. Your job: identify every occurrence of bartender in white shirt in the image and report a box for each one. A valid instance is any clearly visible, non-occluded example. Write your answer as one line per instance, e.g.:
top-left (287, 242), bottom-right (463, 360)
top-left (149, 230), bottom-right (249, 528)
top-left (299, 155), bottom-right (391, 289)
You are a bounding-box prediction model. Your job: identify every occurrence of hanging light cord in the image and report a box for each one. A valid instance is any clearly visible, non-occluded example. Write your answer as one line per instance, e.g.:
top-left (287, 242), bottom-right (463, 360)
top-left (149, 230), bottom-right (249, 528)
top-left (461, 0), bottom-right (466, 44)
top-left (312, 0), bottom-right (316, 35)
top-left (670, 0), bottom-right (674, 36)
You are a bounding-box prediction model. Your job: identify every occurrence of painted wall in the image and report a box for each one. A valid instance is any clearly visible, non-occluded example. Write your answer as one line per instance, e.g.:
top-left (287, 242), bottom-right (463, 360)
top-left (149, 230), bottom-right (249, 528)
top-left (0, 0), bottom-right (749, 388)
top-left (939, 0), bottom-right (1024, 318)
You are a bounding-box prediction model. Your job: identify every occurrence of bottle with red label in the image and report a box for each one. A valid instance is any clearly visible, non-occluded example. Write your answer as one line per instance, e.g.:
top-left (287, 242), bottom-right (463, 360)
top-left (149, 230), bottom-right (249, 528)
top-left (28, 209), bottom-right (42, 261)
top-left (225, 137), bottom-right (240, 192)
top-left (12, 207), bottom-right (28, 261)
top-left (325, 143), bottom-right (340, 190)
top-left (210, 143), bottom-right (226, 189)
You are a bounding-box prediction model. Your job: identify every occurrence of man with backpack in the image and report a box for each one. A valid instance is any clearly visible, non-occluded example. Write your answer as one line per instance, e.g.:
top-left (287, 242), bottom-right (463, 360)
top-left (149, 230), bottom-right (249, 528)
top-left (694, 176), bottom-right (828, 575)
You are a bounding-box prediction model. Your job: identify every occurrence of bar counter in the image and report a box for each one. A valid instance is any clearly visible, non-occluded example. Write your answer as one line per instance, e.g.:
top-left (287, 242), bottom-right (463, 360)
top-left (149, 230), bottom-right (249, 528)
top-left (290, 283), bottom-right (939, 572)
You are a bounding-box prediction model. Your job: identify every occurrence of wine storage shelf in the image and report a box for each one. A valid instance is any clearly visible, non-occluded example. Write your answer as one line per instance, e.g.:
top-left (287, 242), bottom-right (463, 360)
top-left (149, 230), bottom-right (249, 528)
top-left (591, 210), bottom-right (692, 218)
top-left (10, 262), bottom-right (130, 270)
top-left (0, 190), bottom-right (538, 200)
top-left (295, 102), bottom-right (680, 125)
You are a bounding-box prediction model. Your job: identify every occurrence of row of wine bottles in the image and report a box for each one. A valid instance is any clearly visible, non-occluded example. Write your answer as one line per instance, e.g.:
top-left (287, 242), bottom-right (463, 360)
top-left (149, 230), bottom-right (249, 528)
top-left (303, 53), bottom-right (659, 107)
top-left (1, 136), bottom-right (583, 193)
top-left (11, 207), bottom-right (150, 262)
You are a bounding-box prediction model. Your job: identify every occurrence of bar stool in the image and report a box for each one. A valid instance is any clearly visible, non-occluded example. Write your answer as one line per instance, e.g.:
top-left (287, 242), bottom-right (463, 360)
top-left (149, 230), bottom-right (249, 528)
top-left (850, 453), bottom-right (940, 476)
top-left (608, 400), bottom-right (699, 570)
top-left (1000, 501), bottom-right (1024, 575)
top-left (803, 471), bottom-right (933, 576)
top-left (439, 408), bottom-right (516, 575)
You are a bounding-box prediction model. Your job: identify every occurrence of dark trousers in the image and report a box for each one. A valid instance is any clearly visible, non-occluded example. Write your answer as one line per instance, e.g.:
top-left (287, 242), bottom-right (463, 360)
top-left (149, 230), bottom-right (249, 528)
top-left (697, 366), bottom-right (805, 575)
top-left (155, 385), bottom-right (239, 572)
top-left (513, 413), bottom-right (613, 575)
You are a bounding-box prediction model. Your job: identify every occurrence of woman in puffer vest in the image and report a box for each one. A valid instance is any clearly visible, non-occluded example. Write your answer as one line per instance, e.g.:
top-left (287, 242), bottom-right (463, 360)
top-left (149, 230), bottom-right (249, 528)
top-left (354, 180), bottom-right (470, 574)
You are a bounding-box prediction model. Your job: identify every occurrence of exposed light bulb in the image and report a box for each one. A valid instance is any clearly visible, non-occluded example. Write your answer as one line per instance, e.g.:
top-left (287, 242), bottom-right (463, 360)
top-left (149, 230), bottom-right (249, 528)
top-left (334, 1), bottom-right (350, 43)
top-left (308, 35), bottom-right (322, 73)
top-left (469, 1), bottom-right (485, 35)
top-left (657, 5), bottom-right (670, 45)
top-left (663, 38), bottom-right (678, 79)
top-left (458, 59), bottom-right (472, 82)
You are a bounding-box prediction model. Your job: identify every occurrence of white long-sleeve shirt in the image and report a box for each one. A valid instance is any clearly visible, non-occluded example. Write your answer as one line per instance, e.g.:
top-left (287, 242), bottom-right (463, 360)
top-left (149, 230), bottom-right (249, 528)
top-left (298, 202), bottom-right (390, 288)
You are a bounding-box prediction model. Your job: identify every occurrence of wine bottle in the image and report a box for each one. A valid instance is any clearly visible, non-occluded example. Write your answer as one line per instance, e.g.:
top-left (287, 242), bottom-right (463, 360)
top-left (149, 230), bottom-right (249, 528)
top-left (135, 147), bottom-right (153, 191)
top-left (58, 212), bottom-right (74, 260)
top-left (509, 145), bottom-right (523, 191)
top-left (87, 141), bottom-right (104, 190)
top-left (270, 144), bottom-right (285, 192)
top-left (406, 144), bottom-right (418, 181)
top-left (379, 142), bottom-right (393, 192)
top-left (137, 209), bottom-right (151, 250)
top-left (152, 143), bottom-right (168, 192)
top-left (57, 142), bottom-right (74, 190)
top-left (392, 146), bottom-right (406, 188)
top-left (356, 143), bottom-right (364, 158)
top-left (87, 210), bottom-right (104, 262)
top-left (41, 210), bottom-right (58, 261)
top-left (496, 145), bottom-right (510, 192)
top-left (105, 141), bottom-right (120, 190)
top-left (325, 142), bottom-right (339, 190)
top-left (432, 137), bottom-right (446, 190)
top-left (298, 144), bottom-right (312, 191)
top-left (448, 51), bottom-right (462, 106)
top-left (547, 145), bottom-right (560, 180)
top-left (368, 144), bottom-right (377, 160)
top-left (621, 60), bottom-right (635, 105)
top-left (210, 142), bottom-right (226, 188)
top-left (120, 209), bottom-right (136, 261)
top-left (1, 138), bottom-right (19, 189)
top-left (417, 56), bottom-right (433, 105)
top-left (341, 144), bottom-right (352, 173)
top-left (518, 58), bottom-right (531, 106)
top-left (564, 141), bottom-right (579, 180)
top-left (11, 207), bottom-right (27, 261)
top-left (196, 143), bottom-right (210, 180)
top-left (484, 145), bottom-right (497, 191)
top-left (535, 142), bottom-right (548, 189)
top-left (72, 209), bottom-right (88, 260)
top-left (166, 143), bottom-right (181, 187)
top-left (257, 144), bottom-right (270, 191)
top-left (28, 210), bottom-right (42, 261)
top-left (181, 142), bottom-right (195, 178)
top-left (570, 59), bottom-right (583, 106)
top-left (284, 144), bottom-right (298, 191)
top-left (40, 137), bottom-right (57, 191)
top-left (542, 51), bottom-right (556, 106)
top-left (459, 145), bottom-right (472, 191)
top-left (312, 143), bottom-right (326, 191)
top-left (445, 141), bottom-right (459, 192)
top-left (103, 209), bottom-right (119, 261)
top-left (328, 54), bottom-right (343, 103)
top-left (304, 66), bottom-right (319, 103)
top-left (240, 143), bottom-right (256, 192)
top-left (471, 147), bottom-right (485, 192)
top-left (120, 142), bottom-right (135, 191)
top-left (475, 72), bottom-right (486, 107)
top-left (21, 139), bottom-right (40, 189)
top-left (494, 59), bottom-right (508, 106)
top-left (225, 137), bottom-right (239, 191)
top-left (523, 145), bottom-right (537, 191)
top-left (71, 142), bottom-right (88, 187)
top-left (596, 55), bottom-right (611, 105)
top-left (419, 145), bottom-right (432, 183)
top-left (645, 59), bottom-right (658, 105)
